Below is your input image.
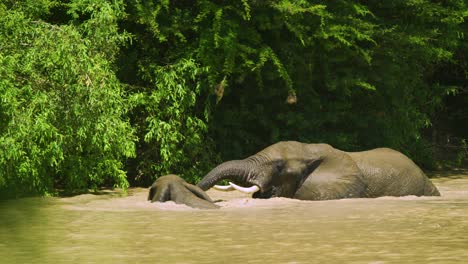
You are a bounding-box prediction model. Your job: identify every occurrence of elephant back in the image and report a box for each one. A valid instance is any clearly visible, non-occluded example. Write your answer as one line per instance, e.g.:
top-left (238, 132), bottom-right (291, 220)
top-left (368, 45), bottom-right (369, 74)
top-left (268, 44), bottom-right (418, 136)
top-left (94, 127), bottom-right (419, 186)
top-left (348, 148), bottom-right (439, 197)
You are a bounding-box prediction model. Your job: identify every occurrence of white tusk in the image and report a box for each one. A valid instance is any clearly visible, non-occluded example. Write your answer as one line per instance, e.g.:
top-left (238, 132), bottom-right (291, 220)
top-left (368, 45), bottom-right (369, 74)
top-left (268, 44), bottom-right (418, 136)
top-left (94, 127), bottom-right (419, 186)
top-left (213, 185), bottom-right (235, 191)
top-left (228, 182), bottom-right (260, 194)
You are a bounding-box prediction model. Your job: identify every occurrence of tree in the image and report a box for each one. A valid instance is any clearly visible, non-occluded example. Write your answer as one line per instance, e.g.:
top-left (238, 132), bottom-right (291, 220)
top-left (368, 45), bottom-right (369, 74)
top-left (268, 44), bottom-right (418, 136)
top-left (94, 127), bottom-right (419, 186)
top-left (0, 0), bottom-right (135, 197)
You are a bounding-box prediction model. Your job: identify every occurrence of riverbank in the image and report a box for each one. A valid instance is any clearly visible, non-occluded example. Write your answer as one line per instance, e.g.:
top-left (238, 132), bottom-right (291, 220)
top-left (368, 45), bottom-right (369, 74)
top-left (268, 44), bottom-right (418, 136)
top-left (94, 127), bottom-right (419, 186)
top-left (428, 168), bottom-right (468, 178)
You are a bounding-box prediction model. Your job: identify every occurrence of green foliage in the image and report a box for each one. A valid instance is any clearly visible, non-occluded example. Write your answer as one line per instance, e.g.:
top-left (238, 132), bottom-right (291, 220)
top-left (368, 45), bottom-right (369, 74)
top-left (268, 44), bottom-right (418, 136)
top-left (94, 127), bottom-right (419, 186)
top-left (121, 0), bottom-right (466, 176)
top-left (127, 59), bottom-right (215, 184)
top-left (204, 1), bottom-right (466, 162)
top-left (0, 0), bottom-right (135, 197)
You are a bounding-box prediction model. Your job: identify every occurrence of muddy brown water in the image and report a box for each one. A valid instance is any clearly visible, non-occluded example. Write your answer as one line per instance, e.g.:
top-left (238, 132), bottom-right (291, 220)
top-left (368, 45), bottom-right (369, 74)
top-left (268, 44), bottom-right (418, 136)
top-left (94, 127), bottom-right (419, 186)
top-left (1, 173), bottom-right (468, 264)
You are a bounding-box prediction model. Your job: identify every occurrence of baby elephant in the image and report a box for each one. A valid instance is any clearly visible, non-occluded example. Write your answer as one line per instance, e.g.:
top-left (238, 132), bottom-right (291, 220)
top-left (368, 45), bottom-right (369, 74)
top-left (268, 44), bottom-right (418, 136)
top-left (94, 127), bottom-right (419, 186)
top-left (148, 174), bottom-right (219, 209)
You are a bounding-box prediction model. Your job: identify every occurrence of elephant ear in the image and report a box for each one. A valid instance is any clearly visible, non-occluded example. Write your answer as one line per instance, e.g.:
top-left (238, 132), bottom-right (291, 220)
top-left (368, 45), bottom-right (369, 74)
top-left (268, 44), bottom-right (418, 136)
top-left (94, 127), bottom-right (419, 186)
top-left (148, 181), bottom-right (172, 203)
top-left (294, 150), bottom-right (366, 200)
top-left (176, 183), bottom-right (220, 209)
top-left (183, 182), bottom-right (215, 203)
top-left (147, 185), bottom-right (155, 201)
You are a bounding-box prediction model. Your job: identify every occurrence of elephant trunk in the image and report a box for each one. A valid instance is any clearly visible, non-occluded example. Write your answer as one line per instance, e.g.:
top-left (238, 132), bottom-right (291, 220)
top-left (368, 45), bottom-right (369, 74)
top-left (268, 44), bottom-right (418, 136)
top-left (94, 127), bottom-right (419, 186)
top-left (197, 160), bottom-right (259, 191)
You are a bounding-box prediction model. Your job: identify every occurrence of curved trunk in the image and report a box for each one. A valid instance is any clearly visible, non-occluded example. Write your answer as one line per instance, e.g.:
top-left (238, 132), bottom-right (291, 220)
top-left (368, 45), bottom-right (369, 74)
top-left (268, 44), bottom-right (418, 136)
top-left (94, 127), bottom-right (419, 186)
top-left (197, 160), bottom-right (256, 191)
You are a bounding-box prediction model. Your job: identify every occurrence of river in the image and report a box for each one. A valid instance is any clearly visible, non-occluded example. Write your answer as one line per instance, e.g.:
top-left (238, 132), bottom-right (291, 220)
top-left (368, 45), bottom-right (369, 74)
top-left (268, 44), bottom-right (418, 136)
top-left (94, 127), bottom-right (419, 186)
top-left (1, 171), bottom-right (467, 263)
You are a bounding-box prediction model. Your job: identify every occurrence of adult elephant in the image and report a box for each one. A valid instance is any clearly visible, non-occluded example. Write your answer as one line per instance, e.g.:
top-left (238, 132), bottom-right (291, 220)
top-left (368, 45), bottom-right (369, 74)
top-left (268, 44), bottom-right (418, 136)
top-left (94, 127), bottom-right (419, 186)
top-left (148, 174), bottom-right (219, 209)
top-left (198, 141), bottom-right (440, 200)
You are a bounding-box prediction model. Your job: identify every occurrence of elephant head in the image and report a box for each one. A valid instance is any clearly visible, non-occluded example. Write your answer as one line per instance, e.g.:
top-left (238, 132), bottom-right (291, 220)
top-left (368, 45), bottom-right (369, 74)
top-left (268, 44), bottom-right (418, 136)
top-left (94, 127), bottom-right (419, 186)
top-left (148, 174), bottom-right (219, 209)
top-left (197, 141), bottom-right (367, 200)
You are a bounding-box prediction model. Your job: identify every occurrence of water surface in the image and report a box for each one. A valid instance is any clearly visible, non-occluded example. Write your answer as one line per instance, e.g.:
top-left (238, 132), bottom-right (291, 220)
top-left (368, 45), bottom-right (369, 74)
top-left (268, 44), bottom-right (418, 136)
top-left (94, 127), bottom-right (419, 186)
top-left (1, 172), bottom-right (467, 263)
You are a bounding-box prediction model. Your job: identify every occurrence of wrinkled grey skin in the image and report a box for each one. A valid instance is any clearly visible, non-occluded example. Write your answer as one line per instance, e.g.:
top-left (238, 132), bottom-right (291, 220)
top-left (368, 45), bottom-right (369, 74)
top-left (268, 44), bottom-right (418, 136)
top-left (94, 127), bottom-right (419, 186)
top-left (198, 141), bottom-right (440, 200)
top-left (148, 174), bottom-right (219, 209)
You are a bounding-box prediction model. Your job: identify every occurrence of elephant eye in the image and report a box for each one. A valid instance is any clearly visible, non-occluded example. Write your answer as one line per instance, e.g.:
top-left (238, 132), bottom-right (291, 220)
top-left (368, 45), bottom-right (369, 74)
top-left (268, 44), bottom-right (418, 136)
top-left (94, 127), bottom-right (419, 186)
top-left (274, 162), bottom-right (285, 172)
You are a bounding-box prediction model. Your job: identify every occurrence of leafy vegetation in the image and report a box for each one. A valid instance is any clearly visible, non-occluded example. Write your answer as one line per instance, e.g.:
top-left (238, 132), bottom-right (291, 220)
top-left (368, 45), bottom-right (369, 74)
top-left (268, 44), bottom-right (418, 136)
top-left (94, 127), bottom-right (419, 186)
top-left (0, 0), bottom-right (135, 197)
top-left (0, 0), bottom-right (466, 197)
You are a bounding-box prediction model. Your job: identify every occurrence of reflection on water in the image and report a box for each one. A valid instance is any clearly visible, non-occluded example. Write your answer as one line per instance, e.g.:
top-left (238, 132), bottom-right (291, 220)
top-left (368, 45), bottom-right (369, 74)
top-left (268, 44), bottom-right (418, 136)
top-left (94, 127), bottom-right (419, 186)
top-left (1, 173), bottom-right (468, 263)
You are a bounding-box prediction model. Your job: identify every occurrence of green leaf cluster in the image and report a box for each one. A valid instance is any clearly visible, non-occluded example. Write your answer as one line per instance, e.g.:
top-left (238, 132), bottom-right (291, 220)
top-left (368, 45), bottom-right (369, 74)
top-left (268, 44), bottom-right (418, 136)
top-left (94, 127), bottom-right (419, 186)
top-left (0, 0), bottom-right (135, 197)
top-left (127, 58), bottom-right (214, 184)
